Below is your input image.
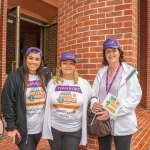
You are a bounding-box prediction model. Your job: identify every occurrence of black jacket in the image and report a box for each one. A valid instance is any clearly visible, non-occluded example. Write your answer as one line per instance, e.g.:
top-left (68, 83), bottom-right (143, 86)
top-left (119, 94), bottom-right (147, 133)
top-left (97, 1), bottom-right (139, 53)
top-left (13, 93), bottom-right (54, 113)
top-left (1, 67), bottom-right (51, 137)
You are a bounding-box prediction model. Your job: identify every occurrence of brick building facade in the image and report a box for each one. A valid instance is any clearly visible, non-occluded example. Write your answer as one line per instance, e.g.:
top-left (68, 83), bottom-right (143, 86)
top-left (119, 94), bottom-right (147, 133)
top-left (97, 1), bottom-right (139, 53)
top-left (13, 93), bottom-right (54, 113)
top-left (57, 0), bottom-right (150, 111)
top-left (0, 0), bottom-right (7, 113)
top-left (138, 0), bottom-right (150, 109)
top-left (0, 0), bottom-right (150, 150)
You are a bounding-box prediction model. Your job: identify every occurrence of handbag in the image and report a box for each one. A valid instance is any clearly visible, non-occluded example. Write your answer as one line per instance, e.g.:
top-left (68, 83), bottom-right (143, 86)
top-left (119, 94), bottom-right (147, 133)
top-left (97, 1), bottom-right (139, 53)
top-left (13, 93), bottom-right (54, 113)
top-left (87, 68), bottom-right (136, 137)
top-left (87, 105), bottom-right (111, 137)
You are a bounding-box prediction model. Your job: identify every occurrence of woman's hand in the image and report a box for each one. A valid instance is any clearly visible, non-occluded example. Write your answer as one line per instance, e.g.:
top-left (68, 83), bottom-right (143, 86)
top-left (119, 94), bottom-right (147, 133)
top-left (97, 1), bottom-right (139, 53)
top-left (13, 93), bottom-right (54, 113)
top-left (7, 129), bottom-right (21, 144)
top-left (92, 102), bottom-right (103, 113)
top-left (96, 110), bottom-right (110, 121)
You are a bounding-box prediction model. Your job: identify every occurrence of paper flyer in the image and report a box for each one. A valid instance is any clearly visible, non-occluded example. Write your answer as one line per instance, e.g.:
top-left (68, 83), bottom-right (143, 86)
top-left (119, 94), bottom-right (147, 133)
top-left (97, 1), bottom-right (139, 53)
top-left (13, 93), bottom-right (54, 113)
top-left (102, 93), bottom-right (121, 116)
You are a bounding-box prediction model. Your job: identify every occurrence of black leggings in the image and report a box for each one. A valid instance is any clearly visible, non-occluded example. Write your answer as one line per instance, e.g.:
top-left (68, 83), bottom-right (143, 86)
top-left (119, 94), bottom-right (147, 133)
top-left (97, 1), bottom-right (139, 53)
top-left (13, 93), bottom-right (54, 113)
top-left (48, 127), bottom-right (82, 150)
top-left (17, 133), bottom-right (41, 150)
top-left (98, 134), bottom-right (132, 150)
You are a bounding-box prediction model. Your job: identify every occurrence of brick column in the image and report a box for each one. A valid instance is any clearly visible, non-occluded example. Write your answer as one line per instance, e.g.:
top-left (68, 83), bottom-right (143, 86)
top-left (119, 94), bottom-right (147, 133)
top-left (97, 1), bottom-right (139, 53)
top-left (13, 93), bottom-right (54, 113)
top-left (58, 0), bottom-right (138, 149)
top-left (146, 0), bottom-right (150, 109)
top-left (0, 0), bottom-right (7, 111)
top-left (45, 24), bottom-right (57, 75)
top-left (138, 0), bottom-right (150, 110)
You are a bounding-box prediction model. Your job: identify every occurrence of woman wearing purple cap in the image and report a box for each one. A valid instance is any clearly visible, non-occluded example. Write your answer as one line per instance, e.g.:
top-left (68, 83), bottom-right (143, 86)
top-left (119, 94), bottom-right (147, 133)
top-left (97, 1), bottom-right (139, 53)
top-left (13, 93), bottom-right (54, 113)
top-left (2, 47), bottom-right (52, 150)
top-left (42, 52), bottom-right (97, 150)
top-left (91, 38), bottom-right (142, 150)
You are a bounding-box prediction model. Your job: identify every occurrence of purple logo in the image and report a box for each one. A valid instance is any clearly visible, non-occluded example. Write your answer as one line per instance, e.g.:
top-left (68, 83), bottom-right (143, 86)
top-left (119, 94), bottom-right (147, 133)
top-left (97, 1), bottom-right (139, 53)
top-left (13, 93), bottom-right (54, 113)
top-left (55, 85), bottom-right (82, 93)
top-left (27, 80), bottom-right (41, 88)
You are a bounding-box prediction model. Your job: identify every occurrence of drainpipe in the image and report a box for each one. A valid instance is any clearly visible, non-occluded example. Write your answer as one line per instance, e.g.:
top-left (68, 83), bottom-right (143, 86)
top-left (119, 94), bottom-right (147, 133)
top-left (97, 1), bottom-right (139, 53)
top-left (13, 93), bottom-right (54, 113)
top-left (15, 6), bottom-right (20, 69)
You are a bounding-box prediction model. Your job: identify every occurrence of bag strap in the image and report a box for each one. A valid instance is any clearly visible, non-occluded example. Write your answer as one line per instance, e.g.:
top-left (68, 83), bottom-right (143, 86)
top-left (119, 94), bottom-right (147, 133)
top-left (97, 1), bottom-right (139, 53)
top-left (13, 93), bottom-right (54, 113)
top-left (116, 68), bottom-right (136, 97)
top-left (125, 69), bottom-right (136, 82)
top-left (88, 96), bottom-right (97, 106)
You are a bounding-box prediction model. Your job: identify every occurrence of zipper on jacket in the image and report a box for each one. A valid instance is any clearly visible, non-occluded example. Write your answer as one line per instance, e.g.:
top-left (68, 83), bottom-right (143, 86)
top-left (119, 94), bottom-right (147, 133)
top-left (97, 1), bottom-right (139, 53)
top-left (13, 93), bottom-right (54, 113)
top-left (23, 81), bottom-right (28, 145)
top-left (25, 134), bottom-right (28, 144)
top-left (112, 120), bottom-right (115, 135)
top-left (17, 68), bottom-right (28, 143)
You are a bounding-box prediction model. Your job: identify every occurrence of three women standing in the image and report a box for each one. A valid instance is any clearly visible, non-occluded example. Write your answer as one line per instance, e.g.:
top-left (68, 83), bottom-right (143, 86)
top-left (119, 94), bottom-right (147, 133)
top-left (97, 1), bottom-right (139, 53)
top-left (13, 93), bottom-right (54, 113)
top-left (2, 39), bottom-right (142, 150)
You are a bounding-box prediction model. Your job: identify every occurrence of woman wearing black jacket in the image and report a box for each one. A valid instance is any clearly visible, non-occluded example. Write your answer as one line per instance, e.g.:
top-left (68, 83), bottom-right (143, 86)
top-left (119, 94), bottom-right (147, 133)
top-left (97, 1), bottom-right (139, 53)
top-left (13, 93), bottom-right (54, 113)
top-left (1, 47), bottom-right (51, 150)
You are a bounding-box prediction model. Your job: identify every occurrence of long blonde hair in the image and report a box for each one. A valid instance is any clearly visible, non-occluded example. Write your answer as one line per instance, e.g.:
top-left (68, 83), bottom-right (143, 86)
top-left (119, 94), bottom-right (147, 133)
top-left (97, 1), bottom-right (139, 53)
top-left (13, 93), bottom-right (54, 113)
top-left (53, 66), bottom-right (78, 84)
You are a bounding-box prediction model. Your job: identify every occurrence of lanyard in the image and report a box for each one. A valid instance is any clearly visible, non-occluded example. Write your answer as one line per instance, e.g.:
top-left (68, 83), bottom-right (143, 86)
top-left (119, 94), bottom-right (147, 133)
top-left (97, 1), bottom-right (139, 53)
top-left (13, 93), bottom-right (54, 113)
top-left (106, 65), bottom-right (121, 93)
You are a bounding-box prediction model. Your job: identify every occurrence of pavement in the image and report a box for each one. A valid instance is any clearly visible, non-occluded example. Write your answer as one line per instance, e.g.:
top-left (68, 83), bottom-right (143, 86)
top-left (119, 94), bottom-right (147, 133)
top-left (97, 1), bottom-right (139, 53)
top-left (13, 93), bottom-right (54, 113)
top-left (0, 105), bottom-right (149, 150)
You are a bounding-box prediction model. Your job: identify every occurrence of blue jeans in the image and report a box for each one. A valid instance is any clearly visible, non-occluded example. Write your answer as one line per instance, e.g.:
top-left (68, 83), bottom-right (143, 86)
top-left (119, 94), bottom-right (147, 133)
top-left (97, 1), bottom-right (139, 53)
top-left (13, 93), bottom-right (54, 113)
top-left (17, 132), bottom-right (41, 150)
top-left (48, 127), bottom-right (82, 150)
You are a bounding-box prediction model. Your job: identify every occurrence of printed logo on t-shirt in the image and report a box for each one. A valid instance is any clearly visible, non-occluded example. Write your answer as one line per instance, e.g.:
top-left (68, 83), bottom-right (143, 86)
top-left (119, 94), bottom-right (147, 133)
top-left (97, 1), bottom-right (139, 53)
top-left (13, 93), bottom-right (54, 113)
top-left (26, 88), bottom-right (46, 106)
top-left (52, 85), bottom-right (82, 118)
top-left (55, 85), bottom-right (82, 93)
top-left (26, 80), bottom-right (46, 114)
top-left (57, 91), bottom-right (77, 103)
top-left (27, 80), bottom-right (41, 88)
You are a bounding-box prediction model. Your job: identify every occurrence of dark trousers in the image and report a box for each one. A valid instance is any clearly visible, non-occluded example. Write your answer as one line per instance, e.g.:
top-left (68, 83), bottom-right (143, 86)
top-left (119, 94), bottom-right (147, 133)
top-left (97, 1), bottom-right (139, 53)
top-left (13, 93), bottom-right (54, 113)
top-left (98, 134), bottom-right (132, 150)
top-left (17, 133), bottom-right (41, 150)
top-left (48, 127), bottom-right (81, 150)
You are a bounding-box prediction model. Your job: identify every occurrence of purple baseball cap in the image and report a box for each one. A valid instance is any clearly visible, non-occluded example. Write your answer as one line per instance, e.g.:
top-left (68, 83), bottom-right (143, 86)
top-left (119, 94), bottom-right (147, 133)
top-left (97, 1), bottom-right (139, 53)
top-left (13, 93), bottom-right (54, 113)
top-left (60, 52), bottom-right (77, 63)
top-left (26, 47), bottom-right (43, 57)
top-left (103, 38), bottom-right (120, 50)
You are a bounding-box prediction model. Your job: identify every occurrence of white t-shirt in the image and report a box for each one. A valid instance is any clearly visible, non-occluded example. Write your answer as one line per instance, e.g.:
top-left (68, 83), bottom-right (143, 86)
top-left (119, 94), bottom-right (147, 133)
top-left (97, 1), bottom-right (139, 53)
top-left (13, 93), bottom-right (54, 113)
top-left (26, 74), bottom-right (46, 134)
top-left (50, 79), bottom-right (83, 132)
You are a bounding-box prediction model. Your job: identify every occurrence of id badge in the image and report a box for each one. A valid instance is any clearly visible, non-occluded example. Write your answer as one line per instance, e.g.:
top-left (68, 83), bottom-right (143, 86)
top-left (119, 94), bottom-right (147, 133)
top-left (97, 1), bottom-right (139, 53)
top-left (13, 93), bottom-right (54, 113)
top-left (102, 93), bottom-right (121, 116)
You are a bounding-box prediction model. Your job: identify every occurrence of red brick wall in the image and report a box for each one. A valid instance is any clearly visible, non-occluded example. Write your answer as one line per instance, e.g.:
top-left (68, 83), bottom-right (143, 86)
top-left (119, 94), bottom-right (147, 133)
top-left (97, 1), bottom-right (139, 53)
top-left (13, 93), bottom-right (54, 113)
top-left (138, 0), bottom-right (150, 110)
top-left (147, 0), bottom-right (150, 109)
top-left (58, 0), bottom-right (138, 84)
top-left (58, 0), bottom-right (138, 149)
top-left (45, 24), bottom-right (57, 75)
top-left (6, 16), bottom-right (16, 73)
top-left (138, 0), bottom-right (147, 108)
top-left (21, 22), bottom-right (40, 54)
top-left (23, 33), bottom-right (38, 53)
top-left (0, 0), bottom-right (7, 111)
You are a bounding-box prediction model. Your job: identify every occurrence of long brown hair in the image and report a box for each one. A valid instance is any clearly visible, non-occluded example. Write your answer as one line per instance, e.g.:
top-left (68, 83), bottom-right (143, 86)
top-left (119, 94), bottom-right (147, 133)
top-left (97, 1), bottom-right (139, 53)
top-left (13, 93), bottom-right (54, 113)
top-left (23, 55), bottom-right (47, 92)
